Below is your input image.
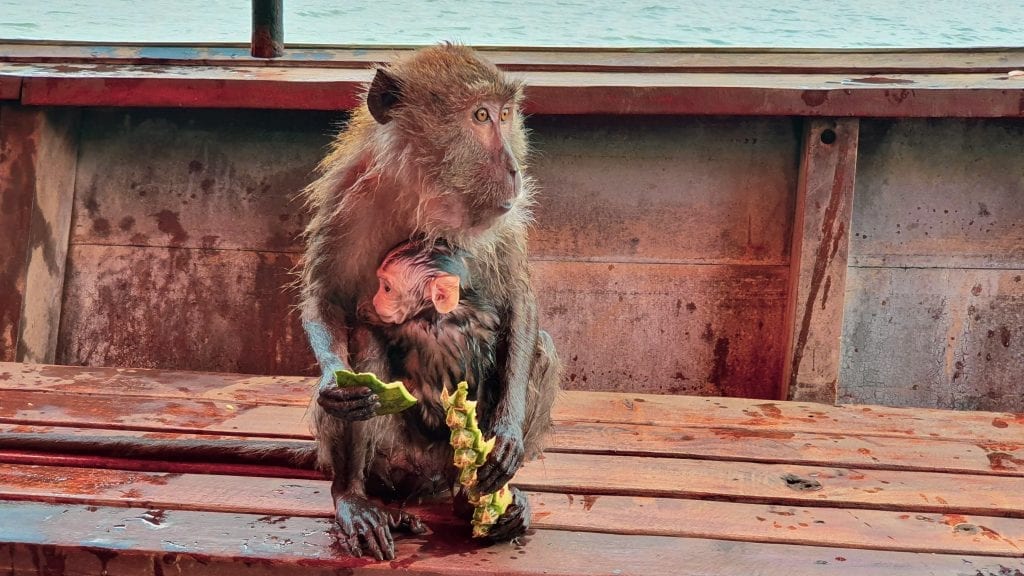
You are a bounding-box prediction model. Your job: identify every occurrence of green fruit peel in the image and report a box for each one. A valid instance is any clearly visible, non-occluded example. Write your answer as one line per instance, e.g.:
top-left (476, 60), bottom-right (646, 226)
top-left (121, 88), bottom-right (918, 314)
top-left (334, 370), bottom-right (418, 416)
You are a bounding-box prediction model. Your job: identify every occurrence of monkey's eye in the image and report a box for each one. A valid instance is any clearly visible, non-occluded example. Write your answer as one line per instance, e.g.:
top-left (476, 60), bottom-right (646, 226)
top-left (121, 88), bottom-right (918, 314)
top-left (473, 108), bottom-right (490, 123)
top-left (500, 107), bottom-right (511, 122)
top-left (383, 282), bottom-right (392, 293)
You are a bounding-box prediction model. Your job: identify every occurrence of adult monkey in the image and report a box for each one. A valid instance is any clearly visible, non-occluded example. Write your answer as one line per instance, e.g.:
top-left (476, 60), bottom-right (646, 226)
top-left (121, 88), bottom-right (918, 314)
top-left (299, 44), bottom-right (560, 560)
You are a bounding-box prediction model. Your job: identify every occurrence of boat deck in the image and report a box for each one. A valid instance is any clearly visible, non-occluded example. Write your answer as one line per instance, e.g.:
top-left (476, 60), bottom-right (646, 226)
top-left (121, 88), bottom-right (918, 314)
top-left (1, 362), bottom-right (1021, 575)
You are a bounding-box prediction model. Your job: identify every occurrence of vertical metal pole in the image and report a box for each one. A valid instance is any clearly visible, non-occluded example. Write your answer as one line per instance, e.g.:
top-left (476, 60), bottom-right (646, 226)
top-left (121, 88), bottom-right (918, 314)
top-left (251, 0), bottom-right (284, 58)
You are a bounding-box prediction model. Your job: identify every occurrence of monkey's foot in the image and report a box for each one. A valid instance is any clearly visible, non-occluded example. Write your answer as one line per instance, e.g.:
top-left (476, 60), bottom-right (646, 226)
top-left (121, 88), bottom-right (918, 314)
top-left (332, 494), bottom-right (403, 561)
top-left (483, 486), bottom-right (530, 542)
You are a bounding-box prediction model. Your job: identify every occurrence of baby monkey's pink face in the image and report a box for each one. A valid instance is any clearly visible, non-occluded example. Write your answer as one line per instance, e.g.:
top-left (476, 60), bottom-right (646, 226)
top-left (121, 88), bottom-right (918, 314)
top-left (371, 251), bottom-right (461, 325)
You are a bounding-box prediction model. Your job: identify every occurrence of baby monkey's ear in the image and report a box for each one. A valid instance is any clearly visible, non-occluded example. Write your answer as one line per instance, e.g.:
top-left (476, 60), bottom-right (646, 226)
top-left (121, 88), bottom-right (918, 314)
top-left (429, 274), bottom-right (461, 314)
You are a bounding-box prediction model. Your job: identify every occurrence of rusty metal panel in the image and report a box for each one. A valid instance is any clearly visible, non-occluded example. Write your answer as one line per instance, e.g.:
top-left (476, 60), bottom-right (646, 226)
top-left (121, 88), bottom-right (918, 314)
top-left (529, 115), bottom-right (798, 264)
top-left (71, 109), bottom-right (333, 252)
top-left (841, 268), bottom-right (1024, 412)
top-left (56, 245), bottom-right (315, 375)
top-left (534, 261), bottom-right (788, 399)
top-left (851, 119), bottom-right (1024, 269)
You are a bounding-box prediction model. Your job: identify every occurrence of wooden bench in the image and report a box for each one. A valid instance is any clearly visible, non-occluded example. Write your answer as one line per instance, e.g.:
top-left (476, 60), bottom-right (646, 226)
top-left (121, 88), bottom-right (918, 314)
top-left (1, 362), bottom-right (1022, 575)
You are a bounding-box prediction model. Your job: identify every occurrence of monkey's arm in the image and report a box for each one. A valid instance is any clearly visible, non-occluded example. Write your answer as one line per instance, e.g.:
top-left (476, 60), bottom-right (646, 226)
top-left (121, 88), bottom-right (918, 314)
top-left (475, 287), bottom-right (538, 495)
top-left (303, 314), bottom-right (380, 421)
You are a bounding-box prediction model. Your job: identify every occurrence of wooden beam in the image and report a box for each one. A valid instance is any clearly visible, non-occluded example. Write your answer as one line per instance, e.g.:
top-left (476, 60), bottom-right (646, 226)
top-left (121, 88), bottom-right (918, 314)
top-left (0, 106), bottom-right (34, 361)
top-left (17, 108), bottom-right (80, 364)
top-left (782, 119), bottom-right (860, 403)
top-left (5, 63), bottom-right (1024, 117)
top-left (0, 106), bottom-right (79, 363)
top-left (3, 42), bottom-right (1024, 74)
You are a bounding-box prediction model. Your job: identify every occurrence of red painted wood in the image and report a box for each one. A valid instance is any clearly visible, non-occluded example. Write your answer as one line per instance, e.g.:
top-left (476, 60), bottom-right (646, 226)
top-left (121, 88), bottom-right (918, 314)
top-left (4, 63), bottom-right (1023, 117)
top-left (0, 76), bottom-right (20, 100)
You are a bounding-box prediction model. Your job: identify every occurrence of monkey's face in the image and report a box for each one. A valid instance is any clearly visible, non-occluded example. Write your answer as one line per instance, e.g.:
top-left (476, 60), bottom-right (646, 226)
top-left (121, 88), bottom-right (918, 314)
top-left (371, 257), bottom-right (462, 325)
top-left (371, 265), bottom-right (424, 325)
top-left (365, 44), bottom-right (529, 237)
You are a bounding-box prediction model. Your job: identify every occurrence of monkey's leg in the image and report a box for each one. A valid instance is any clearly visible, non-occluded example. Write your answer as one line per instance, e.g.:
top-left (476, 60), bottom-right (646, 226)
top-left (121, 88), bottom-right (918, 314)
top-left (483, 331), bottom-right (559, 543)
top-left (476, 327), bottom-right (560, 494)
top-left (521, 330), bottom-right (561, 459)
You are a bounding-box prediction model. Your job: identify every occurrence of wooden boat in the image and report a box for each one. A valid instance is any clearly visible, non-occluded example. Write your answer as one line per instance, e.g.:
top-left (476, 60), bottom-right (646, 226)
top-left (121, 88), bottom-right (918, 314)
top-left (1, 23), bottom-right (1022, 575)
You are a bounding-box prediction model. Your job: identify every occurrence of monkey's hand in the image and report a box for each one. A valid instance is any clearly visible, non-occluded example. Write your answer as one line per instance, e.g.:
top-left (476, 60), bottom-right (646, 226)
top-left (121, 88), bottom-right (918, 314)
top-left (484, 487), bottom-right (530, 542)
top-left (333, 494), bottom-right (415, 560)
top-left (475, 424), bottom-right (524, 495)
top-left (317, 384), bottom-right (381, 421)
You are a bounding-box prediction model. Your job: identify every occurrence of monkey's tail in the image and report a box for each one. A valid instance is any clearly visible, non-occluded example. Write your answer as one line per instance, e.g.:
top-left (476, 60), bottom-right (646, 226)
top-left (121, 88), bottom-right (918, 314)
top-left (0, 431), bottom-right (321, 476)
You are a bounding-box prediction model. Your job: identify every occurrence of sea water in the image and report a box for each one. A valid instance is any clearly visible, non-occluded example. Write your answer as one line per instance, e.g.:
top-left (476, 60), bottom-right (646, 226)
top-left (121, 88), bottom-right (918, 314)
top-left (1, 0), bottom-right (1021, 48)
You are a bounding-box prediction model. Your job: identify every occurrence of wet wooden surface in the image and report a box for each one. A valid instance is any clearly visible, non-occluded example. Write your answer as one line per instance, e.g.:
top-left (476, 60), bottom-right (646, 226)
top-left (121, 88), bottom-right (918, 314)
top-left (0, 362), bottom-right (1022, 575)
top-left (3, 43), bottom-right (1024, 74)
top-left (2, 60), bottom-right (1024, 117)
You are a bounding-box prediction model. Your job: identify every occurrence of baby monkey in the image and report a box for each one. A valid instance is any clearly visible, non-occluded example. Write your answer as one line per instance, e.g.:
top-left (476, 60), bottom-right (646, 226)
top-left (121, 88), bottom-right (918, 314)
top-left (347, 238), bottom-right (524, 538)
top-left (365, 239), bottom-right (468, 325)
top-left (352, 237), bottom-right (502, 419)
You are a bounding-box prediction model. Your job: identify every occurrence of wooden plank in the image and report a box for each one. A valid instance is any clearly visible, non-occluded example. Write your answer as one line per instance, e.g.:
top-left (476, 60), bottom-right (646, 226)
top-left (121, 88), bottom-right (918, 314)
top-left (556, 393), bottom-right (1024, 443)
top-left (0, 450), bottom-right (321, 481)
top-left (2, 364), bottom-right (1022, 443)
top-left (3, 409), bottom-right (1022, 478)
top-left (16, 108), bottom-right (80, 364)
top-left (0, 362), bottom-right (312, 404)
top-left (4, 43), bottom-right (1024, 73)
top-left (3, 463), bottom-right (1024, 556)
top-left (515, 453), bottom-right (1024, 518)
top-left (534, 262), bottom-right (788, 397)
top-left (782, 119), bottom-right (860, 403)
top-left (530, 493), bottom-right (1024, 557)
top-left (550, 422), bottom-right (1024, 477)
top-left (842, 268), bottom-right (1024, 413)
top-left (528, 115), bottom-right (797, 264)
top-left (3, 501), bottom-right (1023, 575)
top-left (0, 389), bottom-right (308, 438)
top-left (3, 63), bottom-right (1023, 117)
top-left (850, 119), bottom-right (1024, 269)
top-left (71, 108), bottom-right (327, 253)
top-left (2, 436), bottom-right (1022, 518)
top-left (55, 245), bottom-right (315, 375)
top-left (0, 424), bottom-right (317, 470)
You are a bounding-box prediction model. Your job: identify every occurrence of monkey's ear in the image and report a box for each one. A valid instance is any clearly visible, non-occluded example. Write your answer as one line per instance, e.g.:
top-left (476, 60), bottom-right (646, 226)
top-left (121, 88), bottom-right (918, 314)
top-left (430, 274), bottom-right (461, 314)
top-left (367, 68), bottom-right (402, 124)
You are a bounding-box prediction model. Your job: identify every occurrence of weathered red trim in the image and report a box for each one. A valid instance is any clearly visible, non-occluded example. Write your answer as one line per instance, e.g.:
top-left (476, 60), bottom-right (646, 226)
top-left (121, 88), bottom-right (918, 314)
top-left (4, 62), bottom-right (1022, 117)
top-left (0, 75), bottom-right (20, 100)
